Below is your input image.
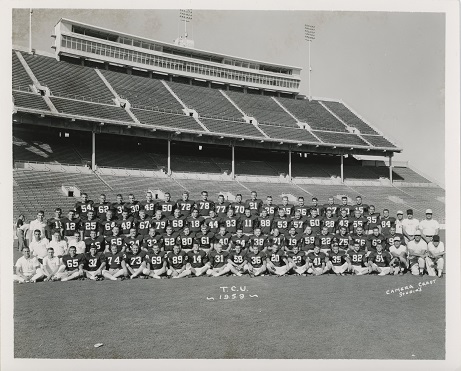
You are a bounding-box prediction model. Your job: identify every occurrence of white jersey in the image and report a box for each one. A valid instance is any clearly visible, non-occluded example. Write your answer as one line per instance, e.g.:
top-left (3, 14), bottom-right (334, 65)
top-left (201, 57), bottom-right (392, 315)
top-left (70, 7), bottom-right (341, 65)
top-left (418, 219), bottom-right (440, 236)
top-left (401, 218), bottom-right (420, 235)
top-left (395, 219), bottom-right (404, 234)
top-left (407, 240), bottom-right (428, 255)
top-left (49, 240), bottom-right (68, 257)
top-left (42, 256), bottom-right (61, 273)
top-left (69, 240), bottom-right (86, 255)
top-left (29, 238), bottom-right (50, 259)
top-left (428, 241), bottom-right (445, 255)
top-left (15, 256), bottom-right (40, 276)
top-left (389, 244), bottom-right (407, 257)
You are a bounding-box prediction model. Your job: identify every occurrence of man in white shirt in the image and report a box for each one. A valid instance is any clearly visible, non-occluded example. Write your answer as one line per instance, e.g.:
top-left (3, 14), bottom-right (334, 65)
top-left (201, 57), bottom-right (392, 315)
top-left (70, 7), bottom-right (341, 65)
top-left (425, 235), bottom-right (444, 277)
top-left (418, 209), bottom-right (440, 243)
top-left (27, 211), bottom-right (47, 245)
top-left (49, 231), bottom-right (68, 259)
top-left (28, 229), bottom-right (50, 264)
top-left (389, 236), bottom-right (408, 275)
top-left (13, 247), bottom-right (44, 283)
top-left (68, 231), bottom-right (86, 255)
top-left (401, 209), bottom-right (420, 244)
top-left (407, 231), bottom-right (428, 276)
top-left (395, 211), bottom-right (404, 234)
top-left (42, 248), bottom-right (62, 281)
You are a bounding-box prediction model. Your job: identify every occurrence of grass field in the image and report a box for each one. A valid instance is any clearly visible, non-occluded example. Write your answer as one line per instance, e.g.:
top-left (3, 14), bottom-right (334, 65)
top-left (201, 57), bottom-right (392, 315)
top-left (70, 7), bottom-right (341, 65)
top-left (14, 268), bottom-right (445, 359)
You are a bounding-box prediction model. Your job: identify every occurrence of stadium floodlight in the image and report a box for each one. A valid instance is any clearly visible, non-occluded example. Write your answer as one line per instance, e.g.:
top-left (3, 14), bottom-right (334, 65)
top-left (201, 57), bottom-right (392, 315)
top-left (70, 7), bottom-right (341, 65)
top-left (304, 24), bottom-right (315, 100)
top-left (179, 9), bottom-right (193, 40)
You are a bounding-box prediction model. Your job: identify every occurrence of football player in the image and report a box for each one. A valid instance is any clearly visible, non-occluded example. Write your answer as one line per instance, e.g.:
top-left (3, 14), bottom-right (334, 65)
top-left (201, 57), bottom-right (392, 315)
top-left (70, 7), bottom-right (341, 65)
top-left (176, 226), bottom-right (195, 252)
top-left (266, 244), bottom-right (289, 276)
top-left (346, 242), bottom-right (369, 275)
top-left (316, 226), bottom-right (335, 254)
top-left (197, 190), bottom-right (214, 218)
top-left (142, 227), bottom-right (164, 252)
top-left (262, 196), bottom-right (277, 218)
top-left (112, 194), bottom-right (125, 220)
top-left (207, 243), bottom-right (230, 277)
top-left (364, 205), bottom-right (380, 235)
top-left (168, 208), bottom-right (186, 233)
top-left (285, 226), bottom-right (303, 252)
top-left (368, 243), bottom-right (395, 276)
top-left (84, 245), bottom-right (106, 281)
top-left (157, 192), bottom-right (176, 218)
top-left (307, 246), bottom-right (328, 276)
top-left (94, 194), bottom-right (111, 219)
top-left (141, 191), bottom-right (156, 217)
top-left (245, 244), bottom-right (267, 277)
top-left (186, 208), bottom-right (204, 233)
top-left (57, 246), bottom-right (85, 281)
top-left (195, 224), bottom-right (215, 253)
top-left (167, 245), bottom-right (188, 278)
top-left (214, 194), bottom-right (230, 218)
top-left (126, 193), bottom-right (140, 218)
top-left (245, 191), bottom-right (263, 216)
top-left (102, 243), bottom-right (127, 281)
top-left (186, 242), bottom-right (210, 277)
top-left (286, 245), bottom-right (308, 275)
top-left (125, 244), bottom-right (147, 279)
top-left (227, 243), bottom-right (247, 277)
top-left (388, 236), bottom-right (408, 275)
top-left (104, 226), bottom-right (125, 253)
top-left (176, 191), bottom-right (195, 218)
top-left (231, 194), bottom-right (246, 216)
top-left (257, 208), bottom-right (273, 235)
top-left (278, 195), bottom-right (294, 217)
top-left (144, 244), bottom-right (168, 279)
top-left (379, 209), bottom-right (396, 235)
top-left (240, 208), bottom-right (259, 234)
top-left (326, 242), bottom-right (349, 276)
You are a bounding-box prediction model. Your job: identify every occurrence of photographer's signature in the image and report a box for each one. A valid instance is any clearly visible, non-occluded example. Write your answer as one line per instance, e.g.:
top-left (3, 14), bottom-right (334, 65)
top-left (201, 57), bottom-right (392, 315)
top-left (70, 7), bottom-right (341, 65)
top-left (386, 278), bottom-right (437, 297)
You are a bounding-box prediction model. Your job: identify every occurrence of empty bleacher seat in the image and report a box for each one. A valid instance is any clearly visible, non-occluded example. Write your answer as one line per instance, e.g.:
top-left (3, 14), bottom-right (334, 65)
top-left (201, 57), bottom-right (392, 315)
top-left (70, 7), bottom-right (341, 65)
top-left (312, 131), bottom-right (368, 146)
top-left (50, 97), bottom-right (133, 122)
top-left (276, 98), bottom-right (348, 132)
top-left (321, 101), bottom-right (378, 135)
top-left (258, 124), bottom-right (320, 143)
top-left (132, 108), bottom-right (205, 132)
top-left (21, 52), bottom-right (114, 104)
top-left (362, 135), bottom-right (397, 148)
top-left (12, 51), bottom-right (33, 89)
top-left (200, 118), bottom-right (264, 138)
top-left (226, 91), bottom-right (298, 127)
top-left (13, 91), bottom-right (49, 111)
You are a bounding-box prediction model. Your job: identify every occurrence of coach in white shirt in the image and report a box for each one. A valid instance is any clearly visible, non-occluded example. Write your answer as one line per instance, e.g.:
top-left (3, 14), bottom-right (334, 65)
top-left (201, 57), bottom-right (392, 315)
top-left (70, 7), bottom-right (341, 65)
top-left (418, 209), bottom-right (440, 243)
top-left (49, 231), bottom-right (68, 258)
top-left (42, 247), bottom-right (62, 281)
top-left (27, 211), bottom-right (47, 245)
top-left (395, 210), bottom-right (404, 234)
top-left (13, 247), bottom-right (44, 283)
top-left (407, 231), bottom-right (428, 276)
top-left (29, 230), bottom-right (50, 263)
top-left (425, 235), bottom-right (444, 277)
top-left (402, 209), bottom-right (420, 243)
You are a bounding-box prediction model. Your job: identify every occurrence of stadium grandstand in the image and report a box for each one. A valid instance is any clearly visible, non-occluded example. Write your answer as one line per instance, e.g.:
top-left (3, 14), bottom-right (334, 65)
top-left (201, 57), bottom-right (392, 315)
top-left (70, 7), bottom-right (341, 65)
top-left (12, 17), bottom-right (444, 224)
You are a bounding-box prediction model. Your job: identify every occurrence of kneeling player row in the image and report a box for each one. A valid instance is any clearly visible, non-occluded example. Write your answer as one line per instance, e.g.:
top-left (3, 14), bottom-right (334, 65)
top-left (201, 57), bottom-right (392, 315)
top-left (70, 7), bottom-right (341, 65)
top-left (14, 240), bottom-right (444, 283)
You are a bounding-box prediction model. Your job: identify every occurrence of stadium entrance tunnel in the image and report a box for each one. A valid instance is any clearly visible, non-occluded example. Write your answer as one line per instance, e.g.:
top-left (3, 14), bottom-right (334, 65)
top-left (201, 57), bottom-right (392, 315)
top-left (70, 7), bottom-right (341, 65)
top-left (62, 185), bottom-right (81, 198)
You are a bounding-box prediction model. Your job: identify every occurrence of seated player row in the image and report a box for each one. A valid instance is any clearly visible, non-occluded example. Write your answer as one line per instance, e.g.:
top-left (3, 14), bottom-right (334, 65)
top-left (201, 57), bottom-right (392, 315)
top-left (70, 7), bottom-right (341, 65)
top-left (14, 232), bottom-right (445, 284)
top-left (27, 192), bottom-right (439, 247)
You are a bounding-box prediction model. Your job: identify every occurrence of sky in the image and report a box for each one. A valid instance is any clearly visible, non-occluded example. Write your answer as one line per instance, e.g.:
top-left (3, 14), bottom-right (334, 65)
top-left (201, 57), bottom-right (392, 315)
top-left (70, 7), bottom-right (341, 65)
top-left (11, 8), bottom-right (446, 187)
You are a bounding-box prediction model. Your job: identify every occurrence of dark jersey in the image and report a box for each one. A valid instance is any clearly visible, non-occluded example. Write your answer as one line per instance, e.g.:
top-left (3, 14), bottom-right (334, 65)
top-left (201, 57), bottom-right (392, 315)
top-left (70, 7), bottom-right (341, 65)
top-left (328, 250), bottom-right (348, 266)
top-left (384, 233), bottom-right (406, 249)
top-left (81, 218), bottom-right (101, 238)
top-left (267, 234), bottom-right (285, 249)
top-left (168, 215), bottom-right (186, 233)
top-left (157, 200), bottom-right (176, 218)
top-left (353, 203), bottom-right (369, 215)
top-left (186, 216), bottom-right (205, 233)
top-left (101, 219), bottom-right (118, 236)
top-left (309, 205), bottom-right (324, 217)
top-left (346, 249), bottom-right (367, 266)
top-left (47, 217), bottom-right (63, 237)
top-left (105, 235), bottom-right (124, 252)
top-left (124, 235), bottom-right (143, 251)
top-left (322, 216), bottom-right (338, 234)
top-left (305, 216), bottom-right (322, 235)
top-left (228, 251), bottom-right (247, 266)
top-left (145, 250), bottom-right (167, 270)
top-left (307, 251), bottom-right (327, 268)
top-left (134, 216), bottom-right (152, 236)
top-left (208, 250), bottom-right (229, 268)
top-left (214, 201), bottom-right (230, 218)
top-left (167, 250), bottom-right (188, 269)
top-left (266, 249), bottom-right (287, 267)
top-left (365, 212), bottom-right (381, 231)
top-left (125, 251), bottom-right (146, 269)
top-left (140, 200), bottom-right (157, 217)
top-left (290, 217), bottom-right (307, 235)
top-left (205, 217), bottom-right (221, 233)
top-left (162, 233), bottom-right (179, 252)
top-left (379, 216), bottom-right (396, 235)
top-left (105, 251), bottom-right (124, 269)
top-left (257, 216), bottom-right (273, 235)
top-left (126, 201), bottom-right (140, 218)
top-left (195, 231), bottom-right (215, 249)
top-left (111, 202), bottom-right (125, 219)
top-left (366, 234), bottom-right (387, 253)
top-left (349, 216), bottom-right (368, 234)
top-left (151, 216), bottom-right (168, 234)
top-left (339, 205), bottom-right (354, 216)
top-left (214, 232), bottom-right (232, 247)
top-left (62, 254), bottom-right (85, 271)
top-left (185, 250), bottom-right (208, 268)
top-left (273, 217), bottom-right (290, 235)
top-left (222, 216), bottom-right (239, 234)
top-left (368, 251), bottom-right (393, 267)
top-left (262, 204), bottom-right (277, 218)
top-left (246, 251), bottom-right (266, 268)
top-left (302, 234), bottom-right (316, 251)
top-left (249, 235), bottom-right (268, 252)
top-left (84, 236), bottom-right (105, 254)
top-left (240, 215), bottom-right (259, 234)
top-left (337, 216), bottom-right (351, 231)
top-left (245, 199), bottom-right (263, 216)
top-left (323, 203), bottom-right (339, 217)
top-left (74, 200), bottom-right (94, 218)
top-left (350, 233), bottom-right (368, 251)
top-left (285, 234), bottom-right (303, 251)
top-left (294, 205), bottom-right (309, 218)
top-left (176, 199), bottom-right (195, 217)
top-left (230, 234), bottom-right (250, 250)
top-left (277, 203), bottom-right (294, 217)
top-left (94, 202), bottom-right (111, 218)
top-left (287, 250), bottom-right (307, 266)
top-left (315, 233), bottom-right (335, 250)
top-left (117, 217), bottom-right (135, 235)
top-left (196, 200), bottom-right (215, 217)
top-left (334, 233), bottom-right (350, 249)
top-left (176, 233), bottom-right (195, 250)
top-left (84, 252), bottom-right (105, 271)
top-left (62, 218), bottom-right (81, 237)
top-left (143, 234), bottom-right (164, 250)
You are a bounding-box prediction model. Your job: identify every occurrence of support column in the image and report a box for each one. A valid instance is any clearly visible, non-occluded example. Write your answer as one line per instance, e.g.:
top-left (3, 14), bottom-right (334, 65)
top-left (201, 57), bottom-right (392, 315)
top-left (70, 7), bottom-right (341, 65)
top-left (91, 131), bottom-right (96, 171)
top-left (340, 154), bottom-right (344, 183)
top-left (389, 154), bottom-right (393, 183)
top-left (288, 150), bottom-right (292, 181)
top-left (167, 140), bottom-right (171, 176)
top-left (231, 145), bottom-right (235, 179)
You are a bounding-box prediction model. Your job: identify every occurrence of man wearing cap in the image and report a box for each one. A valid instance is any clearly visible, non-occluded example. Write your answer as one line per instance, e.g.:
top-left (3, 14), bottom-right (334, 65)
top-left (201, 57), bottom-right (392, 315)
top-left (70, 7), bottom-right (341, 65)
top-left (401, 209), bottom-right (420, 244)
top-left (388, 236), bottom-right (408, 275)
top-left (407, 231), bottom-right (428, 276)
top-left (425, 235), bottom-right (444, 277)
top-left (418, 209), bottom-right (440, 243)
top-left (395, 211), bottom-right (404, 234)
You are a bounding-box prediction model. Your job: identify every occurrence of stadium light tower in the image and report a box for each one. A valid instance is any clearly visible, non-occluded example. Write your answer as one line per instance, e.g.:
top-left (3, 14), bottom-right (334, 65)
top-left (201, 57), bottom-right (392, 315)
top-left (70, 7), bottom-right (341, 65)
top-left (29, 9), bottom-right (33, 53)
top-left (176, 9), bottom-right (194, 48)
top-left (304, 24), bottom-right (315, 100)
